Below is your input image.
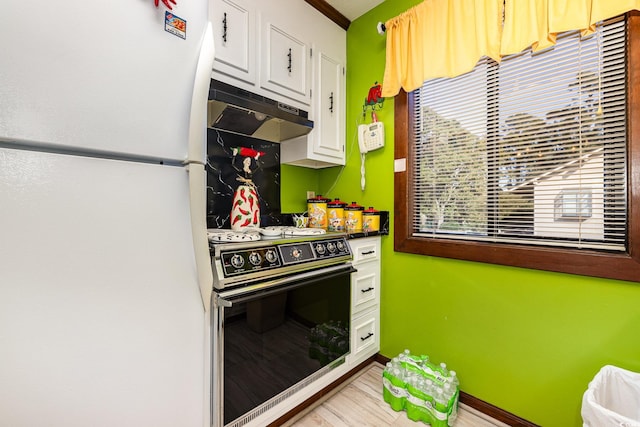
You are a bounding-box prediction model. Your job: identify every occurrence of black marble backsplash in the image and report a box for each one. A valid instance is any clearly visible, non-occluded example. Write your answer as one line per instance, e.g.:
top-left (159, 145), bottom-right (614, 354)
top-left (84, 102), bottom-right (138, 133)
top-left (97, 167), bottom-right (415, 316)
top-left (206, 129), bottom-right (282, 229)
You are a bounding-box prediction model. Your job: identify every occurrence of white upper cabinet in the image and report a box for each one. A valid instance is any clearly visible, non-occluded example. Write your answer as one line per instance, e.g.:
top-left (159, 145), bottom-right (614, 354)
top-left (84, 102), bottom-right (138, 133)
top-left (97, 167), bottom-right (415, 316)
top-left (210, 0), bottom-right (346, 167)
top-left (280, 23), bottom-right (346, 168)
top-left (313, 51), bottom-right (345, 162)
top-left (210, 0), bottom-right (256, 85)
top-left (260, 21), bottom-right (311, 105)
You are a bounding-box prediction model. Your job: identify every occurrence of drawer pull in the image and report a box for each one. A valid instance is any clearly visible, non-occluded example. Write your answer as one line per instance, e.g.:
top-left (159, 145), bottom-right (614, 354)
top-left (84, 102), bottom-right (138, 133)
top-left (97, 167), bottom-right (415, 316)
top-left (361, 287), bottom-right (374, 293)
top-left (360, 332), bottom-right (374, 341)
top-left (361, 250), bottom-right (375, 256)
top-left (222, 13), bottom-right (228, 43)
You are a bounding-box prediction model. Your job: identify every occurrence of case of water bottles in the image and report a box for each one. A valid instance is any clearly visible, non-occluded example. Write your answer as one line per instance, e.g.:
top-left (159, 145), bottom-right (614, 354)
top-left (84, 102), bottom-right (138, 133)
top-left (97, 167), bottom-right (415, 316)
top-left (382, 350), bottom-right (460, 426)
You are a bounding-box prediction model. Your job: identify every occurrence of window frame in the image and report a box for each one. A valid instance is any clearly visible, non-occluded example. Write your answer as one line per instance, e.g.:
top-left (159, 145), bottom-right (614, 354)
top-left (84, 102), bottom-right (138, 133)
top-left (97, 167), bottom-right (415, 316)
top-left (393, 12), bottom-right (640, 283)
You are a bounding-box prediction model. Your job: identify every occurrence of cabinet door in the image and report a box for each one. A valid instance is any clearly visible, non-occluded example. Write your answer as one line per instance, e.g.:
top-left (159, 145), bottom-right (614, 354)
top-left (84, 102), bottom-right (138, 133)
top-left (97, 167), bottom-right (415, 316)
top-left (261, 21), bottom-right (311, 105)
top-left (211, 0), bottom-right (255, 85)
top-left (349, 310), bottom-right (380, 366)
top-left (312, 52), bottom-right (345, 162)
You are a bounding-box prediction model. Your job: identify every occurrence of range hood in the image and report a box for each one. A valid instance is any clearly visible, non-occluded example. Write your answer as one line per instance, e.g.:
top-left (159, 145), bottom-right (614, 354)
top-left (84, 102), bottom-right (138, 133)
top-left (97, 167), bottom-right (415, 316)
top-left (207, 79), bottom-right (313, 143)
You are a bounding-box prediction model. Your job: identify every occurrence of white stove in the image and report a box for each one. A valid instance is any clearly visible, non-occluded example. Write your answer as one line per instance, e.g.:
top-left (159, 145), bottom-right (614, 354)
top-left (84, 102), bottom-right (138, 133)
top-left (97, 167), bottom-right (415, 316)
top-left (210, 227), bottom-right (354, 427)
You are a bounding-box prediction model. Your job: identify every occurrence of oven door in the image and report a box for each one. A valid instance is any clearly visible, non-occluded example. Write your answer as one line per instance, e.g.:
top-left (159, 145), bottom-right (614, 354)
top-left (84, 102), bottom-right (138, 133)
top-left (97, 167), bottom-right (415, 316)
top-left (212, 263), bottom-right (355, 427)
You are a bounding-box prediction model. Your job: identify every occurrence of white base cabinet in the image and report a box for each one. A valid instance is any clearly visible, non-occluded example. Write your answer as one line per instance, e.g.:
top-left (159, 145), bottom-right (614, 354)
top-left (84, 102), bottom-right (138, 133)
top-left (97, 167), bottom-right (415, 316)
top-left (348, 236), bottom-right (381, 367)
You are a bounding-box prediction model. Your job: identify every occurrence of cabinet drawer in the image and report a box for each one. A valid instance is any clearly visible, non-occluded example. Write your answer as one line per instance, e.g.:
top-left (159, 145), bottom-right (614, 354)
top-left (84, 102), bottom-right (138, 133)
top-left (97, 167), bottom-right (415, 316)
top-left (349, 310), bottom-right (379, 365)
top-left (352, 266), bottom-right (379, 314)
top-left (352, 240), bottom-right (380, 265)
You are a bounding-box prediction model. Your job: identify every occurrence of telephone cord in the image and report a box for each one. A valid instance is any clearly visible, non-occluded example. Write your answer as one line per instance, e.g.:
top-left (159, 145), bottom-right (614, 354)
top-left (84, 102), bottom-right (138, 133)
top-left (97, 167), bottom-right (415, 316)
top-left (360, 152), bottom-right (366, 190)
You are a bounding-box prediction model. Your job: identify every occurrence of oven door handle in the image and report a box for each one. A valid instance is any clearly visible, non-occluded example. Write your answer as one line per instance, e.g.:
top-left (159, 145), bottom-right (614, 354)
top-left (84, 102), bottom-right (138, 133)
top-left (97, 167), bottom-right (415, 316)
top-left (216, 263), bottom-right (357, 306)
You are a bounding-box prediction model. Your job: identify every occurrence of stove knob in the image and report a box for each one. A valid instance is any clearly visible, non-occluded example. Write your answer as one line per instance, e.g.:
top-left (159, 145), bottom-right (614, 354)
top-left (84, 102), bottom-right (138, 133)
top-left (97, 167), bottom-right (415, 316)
top-left (327, 242), bottom-right (336, 253)
top-left (336, 241), bottom-right (345, 251)
top-left (291, 247), bottom-right (302, 260)
top-left (248, 251), bottom-right (262, 266)
top-left (230, 254), bottom-right (244, 269)
top-left (315, 243), bottom-right (326, 255)
top-left (265, 249), bottom-right (278, 264)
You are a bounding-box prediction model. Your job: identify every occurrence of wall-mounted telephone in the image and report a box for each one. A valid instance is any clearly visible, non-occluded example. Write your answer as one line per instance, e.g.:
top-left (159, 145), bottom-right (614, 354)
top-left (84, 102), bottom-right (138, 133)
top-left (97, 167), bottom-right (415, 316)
top-left (358, 122), bottom-right (385, 190)
top-left (358, 122), bottom-right (385, 153)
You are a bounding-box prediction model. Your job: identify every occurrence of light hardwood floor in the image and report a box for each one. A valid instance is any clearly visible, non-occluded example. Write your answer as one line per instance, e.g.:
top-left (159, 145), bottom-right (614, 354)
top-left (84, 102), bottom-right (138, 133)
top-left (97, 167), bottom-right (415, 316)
top-left (285, 363), bottom-right (509, 427)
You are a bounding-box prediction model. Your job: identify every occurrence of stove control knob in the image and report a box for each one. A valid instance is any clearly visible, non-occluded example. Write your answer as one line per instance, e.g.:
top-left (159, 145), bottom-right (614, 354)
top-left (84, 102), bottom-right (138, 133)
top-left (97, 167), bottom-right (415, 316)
top-left (336, 240), bottom-right (345, 251)
top-left (291, 247), bottom-right (302, 260)
top-left (327, 242), bottom-right (336, 253)
top-left (315, 243), bottom-right (326, 255)
top-left (230, 254), bottom-right (245, 269)
top-left (265, 249), bottom-right (278, 264)
top-left (248, 252), bottom-right (262, 266)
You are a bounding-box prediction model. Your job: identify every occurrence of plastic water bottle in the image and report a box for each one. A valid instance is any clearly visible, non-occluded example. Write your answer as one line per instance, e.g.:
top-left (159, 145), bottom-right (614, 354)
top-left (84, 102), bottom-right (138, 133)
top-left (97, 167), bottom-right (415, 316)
top-left (405, 370), bottom-right (431, 423)
top-left (399, 349), bottom-right (422, 371)
top-left (433, 386), bottom-right (448, 412)
top-left (424, 379), bottom-right (435, 396)
top-left (439, 362), bottom-right (449, 376)
top-left (383, 359), bottom-right (407, 412)
top-left (443, 382), bottom-right (454, 402)
top-left (420, 354), bottom-right (430, 366)
top-left (449, 370), bottom-right (459, 388)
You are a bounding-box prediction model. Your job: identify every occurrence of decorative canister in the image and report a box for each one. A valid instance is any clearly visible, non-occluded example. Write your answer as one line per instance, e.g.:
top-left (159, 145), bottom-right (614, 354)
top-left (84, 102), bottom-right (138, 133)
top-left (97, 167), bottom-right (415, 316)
top-left (327, 198), bottom-right (347, 232)
top-left (363, 207), bottom-right (380, 232)
top-left (307, 195), bottom-right (330, 229)
top-left (344, 202), bottom-right (364, 233)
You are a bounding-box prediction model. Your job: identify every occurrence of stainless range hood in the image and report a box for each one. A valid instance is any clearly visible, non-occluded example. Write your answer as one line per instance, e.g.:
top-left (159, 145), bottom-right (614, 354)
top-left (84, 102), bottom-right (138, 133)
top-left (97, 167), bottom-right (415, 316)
top-left (207, 80), bottom-right (313, 143)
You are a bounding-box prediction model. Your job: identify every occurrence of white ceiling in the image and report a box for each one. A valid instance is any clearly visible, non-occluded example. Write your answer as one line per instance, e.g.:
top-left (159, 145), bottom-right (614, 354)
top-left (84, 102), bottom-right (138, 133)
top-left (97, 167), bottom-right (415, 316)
top-left (324, 0), bottom-right (385, 21)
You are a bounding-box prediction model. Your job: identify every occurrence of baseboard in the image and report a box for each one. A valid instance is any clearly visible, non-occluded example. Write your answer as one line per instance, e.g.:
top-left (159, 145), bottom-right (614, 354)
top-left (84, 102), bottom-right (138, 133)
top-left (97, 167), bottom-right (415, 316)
top-left (374, 354), bottom-right (539, 427)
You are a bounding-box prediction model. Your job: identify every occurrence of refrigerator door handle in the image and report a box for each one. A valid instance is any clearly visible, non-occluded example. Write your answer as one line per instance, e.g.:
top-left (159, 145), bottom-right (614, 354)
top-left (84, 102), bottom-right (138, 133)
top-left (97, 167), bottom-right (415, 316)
top-left (187, 22), bottom-right (215, 165)
top-left (188, 163), bottom-right (213, 311)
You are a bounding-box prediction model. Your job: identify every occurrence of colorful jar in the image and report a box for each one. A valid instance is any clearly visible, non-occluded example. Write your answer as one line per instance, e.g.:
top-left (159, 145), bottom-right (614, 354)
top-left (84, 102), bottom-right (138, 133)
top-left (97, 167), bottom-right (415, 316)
top-left (344, 202), bottom-right (364, 233)
top-left (327, 198), bottom-right (346, 232)
top-left (307, 195), bottom-right (330, 229)
top-left (363, 207), bottom-right (380, 232)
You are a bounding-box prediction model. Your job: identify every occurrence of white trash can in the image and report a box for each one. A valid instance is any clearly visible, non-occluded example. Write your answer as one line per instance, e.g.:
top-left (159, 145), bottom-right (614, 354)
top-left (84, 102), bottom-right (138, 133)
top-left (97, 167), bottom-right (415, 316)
top-left (582, 365), bottom-right (640, 427)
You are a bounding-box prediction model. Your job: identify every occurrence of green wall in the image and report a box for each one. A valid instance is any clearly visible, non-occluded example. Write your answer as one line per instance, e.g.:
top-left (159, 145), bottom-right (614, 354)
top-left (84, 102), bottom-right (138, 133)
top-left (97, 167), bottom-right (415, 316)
top-left (281, 164), bottom-right (319, 213)
top-left (282, 2), bottom-right (640, 426)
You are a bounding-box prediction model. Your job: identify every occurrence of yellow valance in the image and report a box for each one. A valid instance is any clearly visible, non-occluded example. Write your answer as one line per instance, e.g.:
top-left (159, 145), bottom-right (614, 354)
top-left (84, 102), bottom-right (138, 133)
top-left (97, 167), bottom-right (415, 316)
top-left (382, 0), bottom-right (503, 98)
top-left (501, 0), bottom-right (640, 55)
top-left (382, 0), bottom-right (640, 98)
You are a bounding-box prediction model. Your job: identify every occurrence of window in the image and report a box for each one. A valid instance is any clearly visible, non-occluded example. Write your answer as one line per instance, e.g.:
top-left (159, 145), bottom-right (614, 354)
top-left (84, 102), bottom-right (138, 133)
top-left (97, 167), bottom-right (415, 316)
top-left (554, 189), bottom-right (592, 221)
top-left (393, 13), bottom-right (640, 282)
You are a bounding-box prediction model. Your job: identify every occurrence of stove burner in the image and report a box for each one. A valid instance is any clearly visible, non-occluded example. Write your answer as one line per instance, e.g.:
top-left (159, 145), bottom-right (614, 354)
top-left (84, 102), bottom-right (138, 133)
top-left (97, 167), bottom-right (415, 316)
top-left (207, 226), bottom-right (326, 243)
top-left (207, 228), bottom-right (260, 242)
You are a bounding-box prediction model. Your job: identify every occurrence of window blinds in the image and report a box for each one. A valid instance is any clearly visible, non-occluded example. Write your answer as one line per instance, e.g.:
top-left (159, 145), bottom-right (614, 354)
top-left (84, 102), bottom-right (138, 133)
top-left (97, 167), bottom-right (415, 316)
top-left (411, 17), bottom-right (627, 251)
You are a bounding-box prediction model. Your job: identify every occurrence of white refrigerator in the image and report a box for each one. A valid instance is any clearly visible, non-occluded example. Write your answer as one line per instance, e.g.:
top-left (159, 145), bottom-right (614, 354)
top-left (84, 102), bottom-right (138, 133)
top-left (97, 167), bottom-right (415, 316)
top-left (0, 1), bottom-right (214, 426)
